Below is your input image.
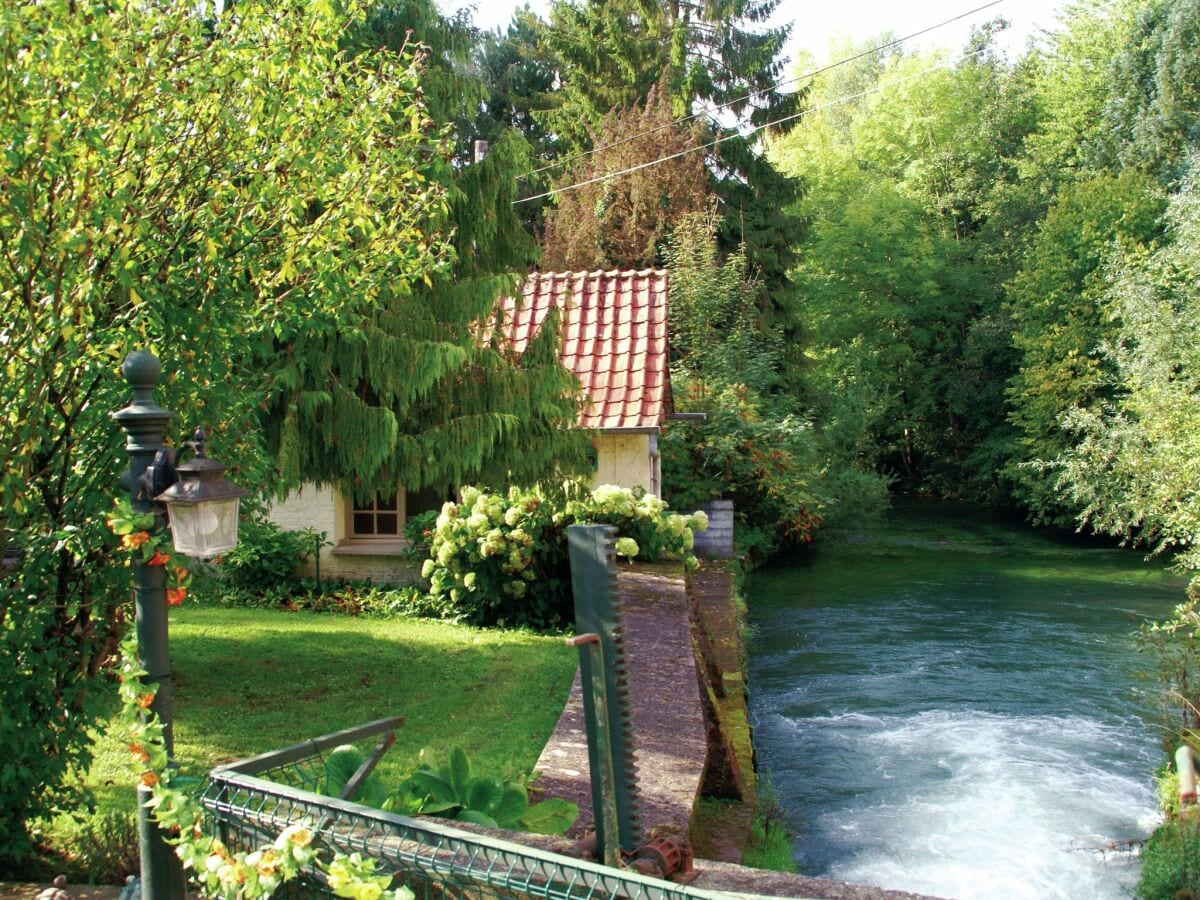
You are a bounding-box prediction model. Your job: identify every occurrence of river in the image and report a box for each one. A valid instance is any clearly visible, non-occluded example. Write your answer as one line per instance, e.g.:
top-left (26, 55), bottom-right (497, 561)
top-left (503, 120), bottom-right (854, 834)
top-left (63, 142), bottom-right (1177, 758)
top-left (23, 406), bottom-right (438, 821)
top-left (746, 500), bottom-right (1186, 900)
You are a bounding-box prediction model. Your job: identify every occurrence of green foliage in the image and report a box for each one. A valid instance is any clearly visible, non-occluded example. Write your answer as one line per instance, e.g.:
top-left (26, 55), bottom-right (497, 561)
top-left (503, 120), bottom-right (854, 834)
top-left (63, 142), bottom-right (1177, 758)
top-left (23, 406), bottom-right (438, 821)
top-left (402, 510), bottom-right (440, 564)
top-left (1097, 0), bottom-right (1200, 184)
top-left (662, 387), bottom-right (824, 559)
top-left (742, 792), bottom-right (797, 874)
top-left (219, 518), bottom-right (323, 595)
top-left (387, 747), bottom-right (578, 835)
top-left (193, 576), bottom-right (433, 619)
top-left (1056, 163), bottom-right (1200, 578)
top-left (769, 41), bottom-right (1029, 502)
top-left (1136, 598), bottom-right (1200, 739)
top-left (1018, 0), bottom-right (1147, 194)
top-left (661, 211), bottom-right (885, 559)
top-left (322, 745), bottom-right (392, 809)
top-left (0, 0), bottom-right (451, 860)
top-left (1137, 812), bottom-right (1200, 899)
top-left (1156, 762), bottom-right (1182, 820)
top-left (319, 745), bottom-right (578, 835)
top-left (1006, 170), bottom-right (1166, 523)
top-left (263, 132), bottom-right (594, 502)
top-left (47, 810), bottom-right (140, 886)
top-left (664, 211), bottom-right (781, 391)
top-left (421, 484), bottom-right (705, 629)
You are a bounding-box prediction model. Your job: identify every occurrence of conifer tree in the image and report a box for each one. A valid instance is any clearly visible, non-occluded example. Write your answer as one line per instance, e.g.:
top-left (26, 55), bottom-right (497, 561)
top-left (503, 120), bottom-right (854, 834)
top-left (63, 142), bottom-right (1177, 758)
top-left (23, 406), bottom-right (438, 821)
top-left (540, 86), bottom-right (713, 270)
top-left (533, 0), bottom-right (804, 302)
top-left (263, 0), bottom-right (594, 499)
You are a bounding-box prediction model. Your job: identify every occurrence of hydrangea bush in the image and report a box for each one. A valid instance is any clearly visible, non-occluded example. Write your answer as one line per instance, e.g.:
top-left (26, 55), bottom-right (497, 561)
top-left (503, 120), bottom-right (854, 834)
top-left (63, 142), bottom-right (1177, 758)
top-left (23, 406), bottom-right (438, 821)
top-left (420, 485), bottom-right (706, 629)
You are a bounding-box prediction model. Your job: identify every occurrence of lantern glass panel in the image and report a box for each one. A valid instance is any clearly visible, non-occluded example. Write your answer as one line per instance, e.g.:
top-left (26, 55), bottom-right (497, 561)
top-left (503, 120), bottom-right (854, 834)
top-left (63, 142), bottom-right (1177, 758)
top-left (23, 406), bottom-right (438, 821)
top-left (166, 497), bottom-right (240, 558)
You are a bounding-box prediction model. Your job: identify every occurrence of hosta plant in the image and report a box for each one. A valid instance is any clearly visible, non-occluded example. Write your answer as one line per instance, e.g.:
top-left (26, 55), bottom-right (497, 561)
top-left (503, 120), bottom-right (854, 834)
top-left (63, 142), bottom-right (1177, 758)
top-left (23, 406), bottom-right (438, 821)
top-left (321, 746), bottom-right (578, 836)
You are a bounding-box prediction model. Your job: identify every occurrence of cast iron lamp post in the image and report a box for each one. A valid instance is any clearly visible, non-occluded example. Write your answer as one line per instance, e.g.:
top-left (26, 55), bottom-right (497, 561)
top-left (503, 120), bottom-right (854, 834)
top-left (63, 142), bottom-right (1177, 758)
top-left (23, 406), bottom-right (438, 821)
top-left (112, 350), bottom-right (246, 900)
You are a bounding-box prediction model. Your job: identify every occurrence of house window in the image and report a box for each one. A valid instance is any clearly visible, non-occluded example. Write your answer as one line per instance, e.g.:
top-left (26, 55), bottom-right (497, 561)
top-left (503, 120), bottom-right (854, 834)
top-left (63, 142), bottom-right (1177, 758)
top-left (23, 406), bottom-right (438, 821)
top-left (350, 493), bottom-right (399, 538)
top-left (406, 486), bottom-right (445, 520)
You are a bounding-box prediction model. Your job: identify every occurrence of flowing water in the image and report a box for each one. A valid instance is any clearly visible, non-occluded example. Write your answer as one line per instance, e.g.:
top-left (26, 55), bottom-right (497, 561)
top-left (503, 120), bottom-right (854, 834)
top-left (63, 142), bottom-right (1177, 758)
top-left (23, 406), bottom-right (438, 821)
top-left (746, 500), bottom-right (1188, 900)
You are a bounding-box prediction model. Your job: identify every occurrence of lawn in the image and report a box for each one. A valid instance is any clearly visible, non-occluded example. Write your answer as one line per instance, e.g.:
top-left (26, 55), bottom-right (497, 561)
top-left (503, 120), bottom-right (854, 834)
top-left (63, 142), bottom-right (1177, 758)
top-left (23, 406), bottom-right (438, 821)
top-left (54, 606), bottom-right (577, 866)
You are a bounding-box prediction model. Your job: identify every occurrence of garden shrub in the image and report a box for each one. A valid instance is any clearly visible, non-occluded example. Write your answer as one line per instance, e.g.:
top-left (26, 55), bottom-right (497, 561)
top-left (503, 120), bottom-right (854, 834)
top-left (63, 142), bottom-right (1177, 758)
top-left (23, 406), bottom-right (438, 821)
top-left (661, 384), bottom-right (825, 561)
top-left (53, 811), bottom-right (140, 886)
top-left (421, 484), bottom-right (706, 629)
top-left (218, 517), bottom-right (323, 595)
top-left (402, 510), bottom-right (440, 564)
top-left (195, 576), bottom-right (431, 619)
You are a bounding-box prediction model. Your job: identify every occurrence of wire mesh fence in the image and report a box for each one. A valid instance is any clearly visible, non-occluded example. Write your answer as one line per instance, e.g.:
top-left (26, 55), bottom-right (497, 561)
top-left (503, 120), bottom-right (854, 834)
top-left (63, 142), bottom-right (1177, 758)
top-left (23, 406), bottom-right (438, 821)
top-left (200, 718), bottom-right (732, 900)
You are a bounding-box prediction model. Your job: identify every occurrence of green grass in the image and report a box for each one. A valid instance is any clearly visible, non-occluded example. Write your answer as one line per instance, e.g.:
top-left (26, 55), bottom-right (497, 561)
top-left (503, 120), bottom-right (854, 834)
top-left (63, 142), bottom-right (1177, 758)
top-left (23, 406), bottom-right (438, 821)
top-left (742, 806), bottom-right (797, 874)
top-left (34, 606), bottom-right (577, 877)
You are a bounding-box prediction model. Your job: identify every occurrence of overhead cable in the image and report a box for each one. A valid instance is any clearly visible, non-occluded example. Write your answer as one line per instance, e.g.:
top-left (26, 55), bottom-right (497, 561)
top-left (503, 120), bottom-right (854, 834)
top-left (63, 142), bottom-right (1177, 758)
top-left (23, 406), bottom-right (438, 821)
top-left (514, 46), bottom-right (988, 205)
top-left (519, 0), bottom-right (1006, 181)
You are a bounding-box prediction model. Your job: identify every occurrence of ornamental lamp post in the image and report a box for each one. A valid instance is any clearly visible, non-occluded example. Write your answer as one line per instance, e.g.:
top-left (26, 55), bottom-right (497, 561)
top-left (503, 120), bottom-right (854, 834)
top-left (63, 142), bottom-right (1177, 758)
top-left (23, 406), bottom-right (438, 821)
top-left (112, 350), bottom-right (245, 900)
top-left (157, 428), bottom-right (247, 559)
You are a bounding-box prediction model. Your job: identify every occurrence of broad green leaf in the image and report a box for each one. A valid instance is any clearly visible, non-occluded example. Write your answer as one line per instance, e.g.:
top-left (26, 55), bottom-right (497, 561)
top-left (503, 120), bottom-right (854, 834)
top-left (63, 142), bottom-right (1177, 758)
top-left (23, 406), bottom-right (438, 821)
top-left (417, 800), bottom-right (461, 817)
top-left (464, 777), bottom-right (502, 815)
top-left (519, 799), bottom-right (579, 836)
top-left (447, 747), bottom-right (471, 797)
top-left (491, 784), bottom-right (529, 828)
top-left (322, 745), bottom-right (365, 797)
top-left (455, 809), bottom-right (499, 829)
top-left (409, 770), bottom-right (456, 804)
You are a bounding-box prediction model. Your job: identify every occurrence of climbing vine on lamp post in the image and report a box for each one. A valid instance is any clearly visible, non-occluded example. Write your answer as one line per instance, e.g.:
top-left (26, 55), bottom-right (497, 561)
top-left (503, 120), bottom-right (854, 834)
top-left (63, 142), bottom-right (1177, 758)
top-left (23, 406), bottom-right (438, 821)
top-left (112, 635), bottom-right (412, 900)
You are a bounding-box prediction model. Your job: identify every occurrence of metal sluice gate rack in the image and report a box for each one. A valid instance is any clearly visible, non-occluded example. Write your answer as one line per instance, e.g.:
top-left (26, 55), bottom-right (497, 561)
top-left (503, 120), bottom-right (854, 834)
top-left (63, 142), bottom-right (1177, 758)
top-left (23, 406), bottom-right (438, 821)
top-left (200, 717), bottom-right (725, 900)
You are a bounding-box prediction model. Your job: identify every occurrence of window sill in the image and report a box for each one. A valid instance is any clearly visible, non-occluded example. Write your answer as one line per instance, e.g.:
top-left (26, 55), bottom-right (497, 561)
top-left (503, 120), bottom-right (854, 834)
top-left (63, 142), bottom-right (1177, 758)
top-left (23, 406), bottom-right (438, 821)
top-left (332, 540), bottom-right (410, 557)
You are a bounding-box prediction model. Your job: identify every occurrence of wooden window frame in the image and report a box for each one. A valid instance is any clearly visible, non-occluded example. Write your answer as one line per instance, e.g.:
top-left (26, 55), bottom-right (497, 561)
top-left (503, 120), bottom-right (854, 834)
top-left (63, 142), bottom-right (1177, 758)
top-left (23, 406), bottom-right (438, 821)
top-left (345, 491), bottom-right (403, 542)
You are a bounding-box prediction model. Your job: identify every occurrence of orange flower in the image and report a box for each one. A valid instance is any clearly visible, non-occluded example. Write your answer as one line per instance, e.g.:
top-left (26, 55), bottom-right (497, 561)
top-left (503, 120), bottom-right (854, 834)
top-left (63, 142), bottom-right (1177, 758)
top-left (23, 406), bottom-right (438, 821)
top-left (135, 692), bottom-right (155, 710)
top-left (130, 742), bottom-right (150, 763)
top-left (122, 531), bottom-right (151, 549)
top-left (148, 550), bottom-right (170, 566)
top-left (172, 566), bottom-right (189, 582)
top-left (141, 770), bottom-right (158, 788)
top-left (166, 587), bottom-right (186, 606)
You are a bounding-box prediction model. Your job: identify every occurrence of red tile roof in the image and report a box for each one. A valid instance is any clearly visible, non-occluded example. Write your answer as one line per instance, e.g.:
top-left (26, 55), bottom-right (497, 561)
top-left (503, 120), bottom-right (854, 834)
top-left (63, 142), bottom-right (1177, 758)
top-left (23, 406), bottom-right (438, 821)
top-left (500, 269), bottom-right (670, 431)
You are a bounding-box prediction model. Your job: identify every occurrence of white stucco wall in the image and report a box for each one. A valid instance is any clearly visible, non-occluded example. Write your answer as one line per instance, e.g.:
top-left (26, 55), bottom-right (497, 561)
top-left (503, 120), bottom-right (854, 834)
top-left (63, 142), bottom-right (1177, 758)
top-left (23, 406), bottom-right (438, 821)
top-left (591, 431), bottom-right (659, 496)
top-left (267, 485), bottom-right (421, 585)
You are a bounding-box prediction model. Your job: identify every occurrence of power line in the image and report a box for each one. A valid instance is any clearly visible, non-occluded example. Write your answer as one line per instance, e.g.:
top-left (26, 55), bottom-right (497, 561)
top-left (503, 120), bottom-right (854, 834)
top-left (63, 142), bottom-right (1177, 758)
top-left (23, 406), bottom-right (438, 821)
top-left (519, 0), bottom-right (1006, 181)
top-left (514, 46), bottom-right (988, 205)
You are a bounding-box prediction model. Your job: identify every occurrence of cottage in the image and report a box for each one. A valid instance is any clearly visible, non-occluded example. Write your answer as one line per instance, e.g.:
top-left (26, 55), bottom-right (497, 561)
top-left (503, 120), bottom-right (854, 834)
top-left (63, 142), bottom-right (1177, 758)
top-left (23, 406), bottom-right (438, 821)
top-left (267, 268), bottom-right (671, 583)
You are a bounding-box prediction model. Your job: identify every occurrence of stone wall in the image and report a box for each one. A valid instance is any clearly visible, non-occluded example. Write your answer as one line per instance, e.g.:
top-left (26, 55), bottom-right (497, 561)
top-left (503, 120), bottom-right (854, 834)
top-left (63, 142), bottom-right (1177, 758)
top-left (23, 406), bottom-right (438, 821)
top-left (692, 499), bottom-right (734, 559)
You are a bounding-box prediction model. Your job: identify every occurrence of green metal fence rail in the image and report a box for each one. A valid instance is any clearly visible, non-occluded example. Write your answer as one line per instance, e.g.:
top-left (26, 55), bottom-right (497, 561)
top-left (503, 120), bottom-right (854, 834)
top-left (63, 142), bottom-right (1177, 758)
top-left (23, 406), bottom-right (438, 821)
top-left (201, 718), bottom-right (735, 900)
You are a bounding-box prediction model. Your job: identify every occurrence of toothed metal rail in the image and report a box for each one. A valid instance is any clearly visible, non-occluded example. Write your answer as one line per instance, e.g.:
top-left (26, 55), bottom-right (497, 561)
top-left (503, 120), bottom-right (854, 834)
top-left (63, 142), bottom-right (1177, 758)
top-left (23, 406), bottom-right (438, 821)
top-left (201, 718), bottom-right (739, 900)
top-left (566, 525), bottom-right (644, 863)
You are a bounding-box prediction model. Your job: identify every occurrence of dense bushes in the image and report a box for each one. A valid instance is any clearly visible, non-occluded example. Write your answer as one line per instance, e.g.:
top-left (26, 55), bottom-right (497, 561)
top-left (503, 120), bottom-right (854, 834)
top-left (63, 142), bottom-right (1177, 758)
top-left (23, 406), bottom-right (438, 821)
top-left (1137, 812), bottom-right (1200, 899)
top-left (660, 211), bottom-right (887, 562)
top-left (420, 484), bottom-right (706, 629)
top-left (219, 517), bottom-right (324, 595)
